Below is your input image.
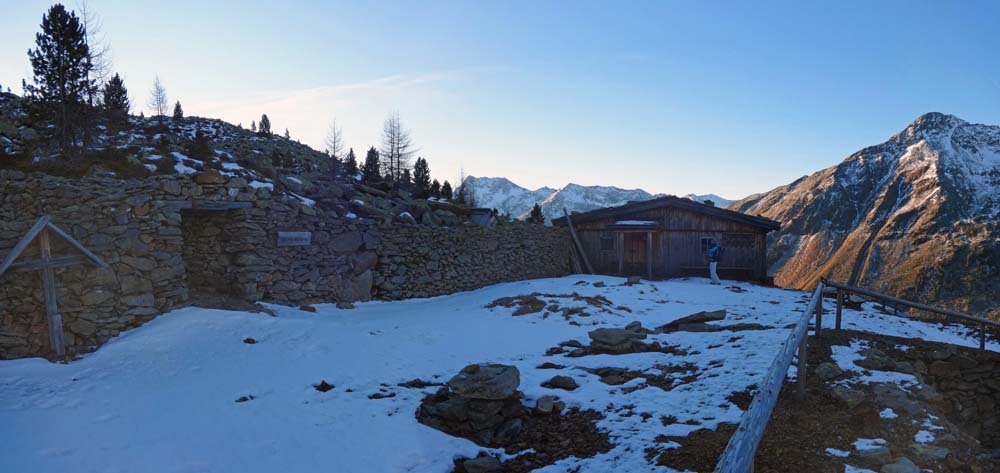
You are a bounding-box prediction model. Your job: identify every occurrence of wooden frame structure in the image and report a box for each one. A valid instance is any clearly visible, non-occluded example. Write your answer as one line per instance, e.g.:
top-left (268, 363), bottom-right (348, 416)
top-left (0, 215), bottom-right (108, 357)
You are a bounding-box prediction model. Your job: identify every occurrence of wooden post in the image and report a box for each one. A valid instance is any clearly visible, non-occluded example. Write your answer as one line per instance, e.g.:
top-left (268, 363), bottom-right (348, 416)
top-left (796, 333), bottom-right (807, 400)
top-left (617, 232), bottom-right (624, 275)
top-left (563, 208), bottom-right (594, 274)
top-left (981, 322), bottom-right (987, 351)
top-left (38, 229), bottom-right (65, 357)
top-left (814, 282), bottom-right (823, 337)
top-left (645, 231), bottom-right (653, 280)
top-left (835, 289), bottom-right (843, 331)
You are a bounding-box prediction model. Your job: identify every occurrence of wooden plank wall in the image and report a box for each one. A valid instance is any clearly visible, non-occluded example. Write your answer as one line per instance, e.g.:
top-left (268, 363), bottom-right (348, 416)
top-left (573, 206), bottom-right (769, 280)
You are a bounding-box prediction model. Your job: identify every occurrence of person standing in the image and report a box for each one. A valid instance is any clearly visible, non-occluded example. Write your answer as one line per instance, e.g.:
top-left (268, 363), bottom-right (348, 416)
top-left (707, 240), bottom-right (723, 285)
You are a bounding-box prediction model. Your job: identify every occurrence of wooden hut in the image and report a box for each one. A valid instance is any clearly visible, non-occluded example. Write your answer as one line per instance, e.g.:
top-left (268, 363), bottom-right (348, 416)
top-left (551, 196), bottom-right (780, 281)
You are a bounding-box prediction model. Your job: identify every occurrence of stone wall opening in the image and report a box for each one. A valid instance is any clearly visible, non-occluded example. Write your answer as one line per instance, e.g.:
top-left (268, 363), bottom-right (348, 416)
top-left (180, 209), bottom-right (241, 299)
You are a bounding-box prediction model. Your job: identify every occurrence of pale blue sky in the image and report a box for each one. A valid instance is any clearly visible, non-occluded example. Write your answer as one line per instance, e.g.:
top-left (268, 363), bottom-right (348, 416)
top-left (3, 1), bottom-right (999, 198)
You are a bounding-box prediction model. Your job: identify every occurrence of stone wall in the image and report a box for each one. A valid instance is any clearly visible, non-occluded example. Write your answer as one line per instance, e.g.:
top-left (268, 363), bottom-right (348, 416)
top-left (0, 171), bottom-right (572, 359)
top-left (896, 342), bottom-right (1000, 447)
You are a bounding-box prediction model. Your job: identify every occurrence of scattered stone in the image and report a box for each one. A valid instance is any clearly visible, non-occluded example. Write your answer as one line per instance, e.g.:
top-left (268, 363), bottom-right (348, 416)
top-left (625, 276), bottom-right (642, 286)
top-left (458, 455), bottom-right (503, 473)
top-left (880, 457), bottom-right (919, 473)
top-left (815, 362), bottom-right (844, 381)
top-left (832, 386), bottom-right (865, 408)
top-left (398, 378), bottom-right (441, 389)
top-left (243, 338), bottom-right (257, 344)
top-left (542, 375), bottom-right (579, 391)
top-left (235, 395), bottom-right (255, 403)
top-left (534, 395), bottom-right (558, 415)
top-left (299, 304), bottom-right (317, 313)
top-left (657, 310), bottom-right (727, 332)
top-left (336, 302), bottom-right (355, 310)
top-left (873, 383), bottom-right (921, 416)
top-left (854, 446), bottom-right (891, 463)
top-left (593, 281), bottom-right (606, 288)
top-left (368, 391), bottom-right (396, 399)
top-left (909, 443), bottom-right (950, 460)
top-left (314, 380), bottom-right (335, 392)
top-left (537, 362), bottom-right (565, 370)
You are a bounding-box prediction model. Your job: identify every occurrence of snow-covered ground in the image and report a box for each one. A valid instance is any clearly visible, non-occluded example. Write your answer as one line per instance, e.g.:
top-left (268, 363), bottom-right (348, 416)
top-left (0, 276), bottom-right (993, 473)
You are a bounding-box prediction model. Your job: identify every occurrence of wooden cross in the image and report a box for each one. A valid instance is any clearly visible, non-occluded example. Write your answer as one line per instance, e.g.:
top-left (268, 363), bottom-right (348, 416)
top-left (0, 215), bottom-right (108, 357)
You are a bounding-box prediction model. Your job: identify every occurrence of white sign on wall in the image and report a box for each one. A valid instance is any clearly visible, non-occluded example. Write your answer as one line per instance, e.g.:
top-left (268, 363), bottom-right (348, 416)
top-left (277, 231), bottom-right (312, 247)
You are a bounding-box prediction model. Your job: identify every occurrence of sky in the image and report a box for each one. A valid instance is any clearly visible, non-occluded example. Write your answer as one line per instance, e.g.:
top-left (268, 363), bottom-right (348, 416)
top-left (2, 1), bottom-right (999, 199)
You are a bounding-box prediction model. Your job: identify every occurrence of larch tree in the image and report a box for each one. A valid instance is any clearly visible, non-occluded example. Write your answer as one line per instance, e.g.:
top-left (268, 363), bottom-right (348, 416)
top-left (147, 75), bottom-right (168, 116)
top-left (250, 120), bottom-right (256, 133)
top-left (412, 157), bottom-right (431, 198)
top-left (101, 73), bottom-right (130, 128)
top-left (325, 118), bottom-right (344, 159)
top-left (379, 111), bottom-right (416, 182)
top-left (25, 3), bottom-right (95, 154)
top-left (172, 101), bottom-right (183, 118)
top-left (429, 179), bottom-right (441, 198)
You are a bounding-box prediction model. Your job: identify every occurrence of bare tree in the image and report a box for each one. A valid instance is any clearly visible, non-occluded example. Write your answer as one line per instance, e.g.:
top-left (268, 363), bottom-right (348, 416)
top-left (78, 1), bottom-right (112, 86)
top-left (147, 75), bottom-right (168, 116)
top-left (379, 111), bottom-right (417, 182)
top-left (325, 118), bottom-right (344, 159)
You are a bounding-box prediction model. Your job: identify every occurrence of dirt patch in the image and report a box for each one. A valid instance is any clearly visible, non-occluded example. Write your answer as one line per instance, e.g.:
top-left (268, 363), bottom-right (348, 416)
top-left (313, 380), bottom-right (335, 392)
top-left (397, 378), bottom-right (443, 389)
top-left (725, 384), bottom-right (758, 410)
top-left (650, 423), bottom-right (738, 470)
top-left (486, 292), bottom-right (618, 318)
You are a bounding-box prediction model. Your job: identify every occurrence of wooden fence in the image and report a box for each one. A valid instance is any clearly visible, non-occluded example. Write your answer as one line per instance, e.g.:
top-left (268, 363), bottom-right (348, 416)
top-left (713, 281), bottom-right (824, 472)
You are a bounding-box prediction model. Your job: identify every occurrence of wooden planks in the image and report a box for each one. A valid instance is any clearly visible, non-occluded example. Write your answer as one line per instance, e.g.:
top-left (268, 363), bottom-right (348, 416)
top-left (9, 255), bottom-right (85, 273)
top-left (714, 282), bottom-right (824, 473)
top-left (563, 208), bottom-right (594, 274)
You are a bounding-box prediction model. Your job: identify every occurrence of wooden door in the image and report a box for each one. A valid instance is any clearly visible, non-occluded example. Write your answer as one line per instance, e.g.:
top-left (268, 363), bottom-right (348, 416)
top-left (623, 233), bottom-right (646, 275)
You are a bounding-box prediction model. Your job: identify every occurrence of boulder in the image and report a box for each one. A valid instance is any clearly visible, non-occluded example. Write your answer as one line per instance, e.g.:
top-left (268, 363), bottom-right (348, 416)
top-left (909, 443), bottom-right (950, 460)
top-left (874, 383), bottom-right (921, 415)
top-left (658, 310), bottom-right (726, 332)
top-left (832, 386), bottom-right (865, 408)
top-left (448, 364), bottom-right (520, 400)
top-left (589, 327), bottom-right (646, 346)
top-left (534, 395), bottom-right (557, 414)
top-left (194, 170), bottom-right (227, 185)
top-left (460, 456), bottom-right (502, 473)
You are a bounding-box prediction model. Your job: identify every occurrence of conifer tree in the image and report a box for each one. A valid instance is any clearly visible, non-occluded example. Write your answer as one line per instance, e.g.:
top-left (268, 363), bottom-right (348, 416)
top-left (441, 180), bottom-right (453, 200)
top-left (101, 73), bottom-right (130, 128)
top-left (325, 118), bottom-right (344, 159)
top-left (343, 148), bottom-right (358, 178)
top-left (172, 101), bottom-right (183, 118)
top-left (412, 157), bottom-right (431, 198)
top-left (284, 128), bottom-right (290, 139)
top-left (186, 128), bottom-right (213, 160)
top-left (429, 179), bottom-right (441, 198)
top-left (361, 146), bottom-right (381, 183)
top-left (25, 3), bottom-right (95, 153)
top-left (258, 114), bottom-right (271, 135)
top-left (250, 120), bottom-right (256, 133)
top-left (528, 203), bottom-right (545, 224)
top-left (399, 168), bottom-right (412, 190)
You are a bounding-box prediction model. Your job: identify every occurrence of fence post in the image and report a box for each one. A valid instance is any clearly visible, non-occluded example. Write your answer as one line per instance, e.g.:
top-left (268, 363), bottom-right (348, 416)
top-left (981, 322), bottom-right (987, 351)
top-left (814, 282), bottom-right (824, 337)
top-left (835, 289), bottom-right (843, 330)
top-left (797, 333), bottom-right (807, 400)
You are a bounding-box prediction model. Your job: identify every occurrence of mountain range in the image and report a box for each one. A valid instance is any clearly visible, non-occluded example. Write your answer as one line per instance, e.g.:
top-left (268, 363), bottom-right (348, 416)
top-left (462, 176), bottom-right (733, 223)
top-left (732, 112), bottom-right (1000, 319)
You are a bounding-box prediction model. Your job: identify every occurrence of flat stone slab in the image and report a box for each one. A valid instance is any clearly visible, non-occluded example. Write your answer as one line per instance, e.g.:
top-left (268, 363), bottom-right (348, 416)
top-left (447, 364), bottom-right (520, 400)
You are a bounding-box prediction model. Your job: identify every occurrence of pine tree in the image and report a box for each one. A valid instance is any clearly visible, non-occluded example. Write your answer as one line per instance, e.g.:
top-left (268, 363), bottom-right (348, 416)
top-left (441, 181), bottom-right (453, 200)
top-left (250, 120), bottom-right (256, 133)
top-left (528, 203), bottom-right (545, 224)
top-left (172, 101), bottom-right (183, 118)
top-left (343, 148), bottom-right (358, 178)
top-left (258, 114), bottom-right (271, 135)
top-left (101, 73), bottom-right (130, 128)
top-left (284, 128), bottom-right (290, 139)
top-left (362, 146), bottom-right (381, 183)
top-left (429, 179), bottom-right (441, 198)
top-left (412, 157), bottom-right (431, 198)
top-left (25, 3), bottom-right (95, 154)
top-left (187, 128), bottom-right (213, 160)
top-left (399, 168), bottom-right (412, 190)
top-left (147, 75), bottom-right (168, 116)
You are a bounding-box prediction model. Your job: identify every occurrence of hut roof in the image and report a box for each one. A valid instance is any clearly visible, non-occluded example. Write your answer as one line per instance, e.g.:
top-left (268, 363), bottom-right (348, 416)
top-left (550, 195), bottom-right (781, 231)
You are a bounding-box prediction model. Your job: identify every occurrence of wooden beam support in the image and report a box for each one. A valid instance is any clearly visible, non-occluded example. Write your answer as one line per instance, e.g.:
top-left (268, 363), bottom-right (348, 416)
top-left (0, 215), bottom-right (52, 276)
top-left (44, 222), bottom-right (107, 268)
top-left (797, 334), bottom-right (807, 401)
top-left (814, 282), bottom-right (824, 337)
top-left (563, 208), bottom-right (594, 274)
top-left (9, 255), bottom-right (85, 273)
top-left (38, 229), bottom-right (65, 357)
top-left (646, 231), bottom-right (653, 280)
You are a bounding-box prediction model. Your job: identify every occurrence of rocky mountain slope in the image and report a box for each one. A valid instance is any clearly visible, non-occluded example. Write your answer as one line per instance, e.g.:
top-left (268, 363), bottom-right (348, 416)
top-left (732, 112), bottom-right (1000, 319)
top-left (463, 175), bottom-right (733, 223)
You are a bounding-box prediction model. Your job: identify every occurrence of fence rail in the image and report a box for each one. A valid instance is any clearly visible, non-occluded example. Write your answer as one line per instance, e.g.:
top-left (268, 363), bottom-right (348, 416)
top-left (713, 282), bottom-right (824, 472)
top-left (823, 278), bottom-right (998, 350)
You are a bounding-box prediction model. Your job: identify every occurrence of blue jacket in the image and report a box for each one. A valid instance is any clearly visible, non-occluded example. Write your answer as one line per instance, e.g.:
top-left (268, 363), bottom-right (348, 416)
top-left (708, 245), bottom-right (722, 263)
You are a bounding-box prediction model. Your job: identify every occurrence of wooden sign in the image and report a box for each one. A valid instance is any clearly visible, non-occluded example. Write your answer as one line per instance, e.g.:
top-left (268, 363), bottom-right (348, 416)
top-left (277, 231), bottom-right (311, 247)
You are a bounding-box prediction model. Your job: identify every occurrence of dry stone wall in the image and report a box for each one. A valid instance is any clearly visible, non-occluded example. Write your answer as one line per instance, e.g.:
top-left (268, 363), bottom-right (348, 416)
top-left (0, 171), bottom-right (571, 359)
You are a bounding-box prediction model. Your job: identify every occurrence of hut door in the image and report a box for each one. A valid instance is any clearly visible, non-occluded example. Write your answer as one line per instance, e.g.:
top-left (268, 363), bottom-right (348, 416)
top-left (623, 233), bottom-right (646, 275)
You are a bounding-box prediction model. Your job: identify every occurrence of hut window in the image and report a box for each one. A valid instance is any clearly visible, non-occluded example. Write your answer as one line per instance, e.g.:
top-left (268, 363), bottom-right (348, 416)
top-left (600, 233), bottom-right (615, 251)
top-left (722, 233), bottom-right (755, 248)
top-left (700, 237), bottom-right (714, 254)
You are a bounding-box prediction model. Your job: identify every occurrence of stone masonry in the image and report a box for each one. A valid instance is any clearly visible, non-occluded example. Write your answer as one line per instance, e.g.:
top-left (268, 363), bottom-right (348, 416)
top-left (0, 171), bottom-right (572, 359)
